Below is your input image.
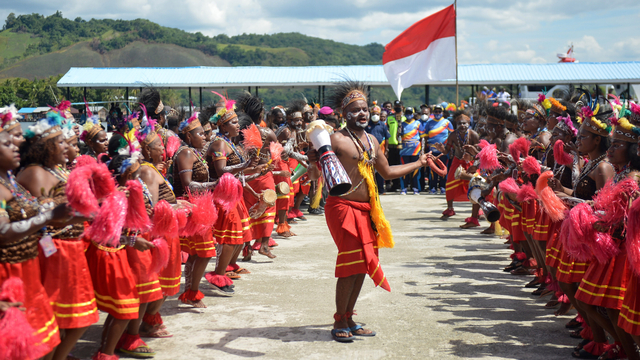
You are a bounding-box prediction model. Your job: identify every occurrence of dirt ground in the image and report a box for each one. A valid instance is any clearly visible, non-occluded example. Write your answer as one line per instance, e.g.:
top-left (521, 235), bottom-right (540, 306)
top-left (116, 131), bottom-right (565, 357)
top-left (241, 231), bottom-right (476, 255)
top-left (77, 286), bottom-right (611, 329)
top-left (73, 194), bottom-right (577, 359)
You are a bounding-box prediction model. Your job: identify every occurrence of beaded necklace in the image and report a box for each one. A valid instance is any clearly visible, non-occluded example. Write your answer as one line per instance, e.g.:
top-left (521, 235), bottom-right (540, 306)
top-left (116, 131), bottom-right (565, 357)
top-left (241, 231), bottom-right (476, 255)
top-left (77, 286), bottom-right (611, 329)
top-left (456, 129), bottom-right (468, 148)
top-left (345, 127), bottom-right (376, 166)
top-left (44, 165), bottom-right (69, 184)
top-left (613, 163), bottom-right (631, 184)
top-left (216, 133), bottom-right (244, 163)
top-left (192, 146), bottom-right (208, 169)
top-left (0, 171), bottom-right (39, 218)
top-left (573, 153), bottom-right (606, 191)
top-left (137, 178), bottom-right (154, 206)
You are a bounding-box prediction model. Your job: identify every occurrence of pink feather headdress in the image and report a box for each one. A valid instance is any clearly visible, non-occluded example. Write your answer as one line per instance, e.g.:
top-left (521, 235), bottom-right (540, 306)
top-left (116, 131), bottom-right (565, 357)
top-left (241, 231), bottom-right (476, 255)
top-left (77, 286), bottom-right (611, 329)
top-left (556, 115), bottom-right (578, 136)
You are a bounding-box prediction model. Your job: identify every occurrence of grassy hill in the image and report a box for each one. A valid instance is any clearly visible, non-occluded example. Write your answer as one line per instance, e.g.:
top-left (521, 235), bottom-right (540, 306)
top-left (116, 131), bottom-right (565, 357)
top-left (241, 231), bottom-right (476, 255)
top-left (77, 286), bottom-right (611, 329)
top-left (0, 11), bottom-right (384, 80)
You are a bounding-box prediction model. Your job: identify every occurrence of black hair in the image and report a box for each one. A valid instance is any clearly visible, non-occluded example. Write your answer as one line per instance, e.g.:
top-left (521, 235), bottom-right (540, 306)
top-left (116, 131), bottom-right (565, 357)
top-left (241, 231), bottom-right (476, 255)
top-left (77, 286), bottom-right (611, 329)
top-left (107, 154), bottom-right (131, 180)
top-left (19, 136), bottom-right (58, 171)
top-left (167, 107), bottom-right (185, 132)
top-left (108, 133), bottom-right (125, 158)
top-left (286, 99), bottom-right (307, 117)
top-left (563, 100), bottom-right (576, 118)
top-left (452, 109), bottom-right (471, 123)
top-left (382, 101), bottom-right (392, 108)
top-left (270, 107), bottom-right (286, 118)
top-left (324, 115), bottom-right (339, 127)
top-left (485, 105), bottom-right (508, 127)
top-left (138, 87), bottom-right (162, 120)
top-left (630, 143), bottom-right (640, 171)
top-left (236, 92), bottom-right (264, 124)
top-left (327, 80), bottom-right (367, 112)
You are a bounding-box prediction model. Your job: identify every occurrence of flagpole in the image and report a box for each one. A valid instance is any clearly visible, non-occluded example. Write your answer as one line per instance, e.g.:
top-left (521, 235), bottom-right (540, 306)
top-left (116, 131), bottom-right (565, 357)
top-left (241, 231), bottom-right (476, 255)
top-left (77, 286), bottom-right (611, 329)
top-left (454, 0), bottom-right (459, 106)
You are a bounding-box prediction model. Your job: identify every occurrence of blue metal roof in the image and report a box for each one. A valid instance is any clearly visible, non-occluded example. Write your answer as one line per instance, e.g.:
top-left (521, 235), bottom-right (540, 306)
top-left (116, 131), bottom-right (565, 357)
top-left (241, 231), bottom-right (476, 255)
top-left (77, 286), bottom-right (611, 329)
top-left (17, 107), bottom-right (37, 114)
top-left (57, 62), bottom-right (640, 88)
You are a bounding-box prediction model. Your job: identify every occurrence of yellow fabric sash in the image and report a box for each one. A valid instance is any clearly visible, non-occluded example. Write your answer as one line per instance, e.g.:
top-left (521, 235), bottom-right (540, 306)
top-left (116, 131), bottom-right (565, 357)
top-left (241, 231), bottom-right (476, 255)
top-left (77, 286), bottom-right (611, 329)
top-left (358, 152), bottom-right (394, 248)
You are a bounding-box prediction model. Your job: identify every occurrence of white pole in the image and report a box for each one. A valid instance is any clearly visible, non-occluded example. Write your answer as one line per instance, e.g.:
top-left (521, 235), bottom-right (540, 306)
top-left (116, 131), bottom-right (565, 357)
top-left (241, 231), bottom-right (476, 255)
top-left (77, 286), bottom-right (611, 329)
top-left (455, 0), bottom-right (459, 106)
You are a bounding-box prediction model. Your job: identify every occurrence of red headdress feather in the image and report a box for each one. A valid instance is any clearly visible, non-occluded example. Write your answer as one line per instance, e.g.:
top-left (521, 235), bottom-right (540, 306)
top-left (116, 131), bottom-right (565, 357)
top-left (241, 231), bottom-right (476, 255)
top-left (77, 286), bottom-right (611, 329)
top-left (499, 178), bottom-right (520, 194)
top-left (74, 155), bottom-right (97, 169)
top-left (477, 142), bottom-right (501, 171)
top-left (241, 124), bottom-right (263, 150)
top-left (165, 136), bottom-right (181, 159)
top-left (269, 142), bottom-right (283, 163)
top-left (212, 91), bottom-right (236, 111)
top-left (149, 238), bottom-right (170, 274)
top-left (553, 140), bottom-right (574, 166)
top-left (522, 156), bottom-right (541, 176)
top-left (516, 183), bottom-right (538, 202)
top-left (151, 200), bottom-right (178, 239)
top-left (124, 180), bottom-right (151, 232)
top-left (536, 171), bottom-right (567, 222)
top-left (213, 173), bottom-right (243, 213)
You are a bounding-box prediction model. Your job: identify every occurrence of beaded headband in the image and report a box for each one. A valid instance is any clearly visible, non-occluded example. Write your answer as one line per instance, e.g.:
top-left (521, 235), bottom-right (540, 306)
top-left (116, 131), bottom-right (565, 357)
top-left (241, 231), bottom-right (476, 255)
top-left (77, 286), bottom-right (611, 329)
top-left (179, 112), bottom-right (202, 134)
top-left (577, 105), bottom-right (611, 137)
top-left (342, 90), bottom-right (367, 109)
top-left (611, 117), bottom-right (639, 143)
top-left (211, 91), bottom-right (237, 126)
top-left (630, 102), bottom-right (640, 125)
top-left (25, 111), bottom-right (64, 142)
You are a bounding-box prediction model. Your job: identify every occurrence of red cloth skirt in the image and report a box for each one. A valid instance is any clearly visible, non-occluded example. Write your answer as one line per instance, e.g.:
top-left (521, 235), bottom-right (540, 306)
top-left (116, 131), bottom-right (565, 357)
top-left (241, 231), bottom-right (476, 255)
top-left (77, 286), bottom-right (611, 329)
top-left (445, 157), bottom-right (470, 202)
top-left (498, 195), bottom-right (525, 242)
top-left (274, 161), bottom-right (293, 210)
top-left (545, 232), bottom-right (562, 268)
top-left (575, 249), bottom-right (628, 310)
top-left (619, 269), bottom-right (640, 335)
top-left (159, 235), bottom-right (182, 296)
top-left (556, 241), bottom-right (590, 283)
top-left (85, 241), bottom-right (140, 320)
top-left (213, 200), bottom-right (252, 245)
top-left (243, 172), bottom-right (276, 239)
top-left (126, 244), bottom-right (163, 304)
top-left (533, 205), bottom-right (552, 241)
top-left (0, 258), bottom-right (60, 357)
top-left (521, 200), bottom-right (537, 234)
top-left (497, 194), bottom-right (512, 234)
top-left (39, 238), bottom-right (99, 329)
top-left (325, 196), bottom-right (390, 291)
top-left (180, 228), bottom-right (216, 258)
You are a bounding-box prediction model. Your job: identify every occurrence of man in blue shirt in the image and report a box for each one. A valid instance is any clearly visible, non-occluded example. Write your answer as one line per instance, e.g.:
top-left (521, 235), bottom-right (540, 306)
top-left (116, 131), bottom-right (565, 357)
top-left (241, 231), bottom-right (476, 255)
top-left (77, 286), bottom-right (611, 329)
top-left (366, 105), bottom-right (390, 194)
top-left (422, 105), bottom-right (453, 194)
top-left (399, 107), bottom-right (422, 195)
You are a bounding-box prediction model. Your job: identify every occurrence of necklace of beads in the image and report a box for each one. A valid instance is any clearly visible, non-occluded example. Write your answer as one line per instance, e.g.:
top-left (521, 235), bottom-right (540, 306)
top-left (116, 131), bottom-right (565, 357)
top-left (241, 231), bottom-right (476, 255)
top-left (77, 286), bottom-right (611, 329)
top-left (0, 171), bottom-right (39, 217)
top-left (217, 133), bottom-right (244, 163)
top-left (457, 129), bottom-right (468, 148)
top-left (613, 163), bottom-right (631, 184)
top-left (137, 178), bottom-right (154, 206)
top-left (573, 153), bottom-right (606, 191)
top-left (44, 165), bottom-right (69, 184)
top-left (191, 145), bottom-right (208, 169)
top-left (345, 127), bottom-right (376, 166)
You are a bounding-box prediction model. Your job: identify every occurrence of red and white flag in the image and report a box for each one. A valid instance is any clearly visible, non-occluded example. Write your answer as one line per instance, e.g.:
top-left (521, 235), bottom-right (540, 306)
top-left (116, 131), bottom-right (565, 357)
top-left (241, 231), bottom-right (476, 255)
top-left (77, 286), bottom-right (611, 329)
top-left (383, 5), bottom-right (456, 99)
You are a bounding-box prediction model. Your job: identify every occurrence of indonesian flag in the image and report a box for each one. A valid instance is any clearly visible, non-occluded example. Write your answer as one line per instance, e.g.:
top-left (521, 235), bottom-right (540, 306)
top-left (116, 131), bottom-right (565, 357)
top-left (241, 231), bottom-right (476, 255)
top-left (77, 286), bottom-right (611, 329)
top-left (383, 5), bottom-right (456, 99)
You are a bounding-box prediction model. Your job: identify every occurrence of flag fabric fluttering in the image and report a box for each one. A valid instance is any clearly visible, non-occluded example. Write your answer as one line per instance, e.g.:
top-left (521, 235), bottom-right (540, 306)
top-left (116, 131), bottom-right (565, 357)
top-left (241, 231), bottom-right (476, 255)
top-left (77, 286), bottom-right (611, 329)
top-left (382, 4), bottom-right (456, 100)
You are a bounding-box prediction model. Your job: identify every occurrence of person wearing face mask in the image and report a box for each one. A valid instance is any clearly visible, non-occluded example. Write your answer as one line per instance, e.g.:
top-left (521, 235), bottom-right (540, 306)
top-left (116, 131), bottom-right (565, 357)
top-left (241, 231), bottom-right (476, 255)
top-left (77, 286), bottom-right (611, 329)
top-left (366, 105), bottom-right (391, 194)
top-left (423, 105), bottom-right (453, 194)
top-left (386, 100), bottom-right (404, 192)
top-left (417, 104), bottom-right (431, 191)
top-left (399, 107), bottom-right (422, 195)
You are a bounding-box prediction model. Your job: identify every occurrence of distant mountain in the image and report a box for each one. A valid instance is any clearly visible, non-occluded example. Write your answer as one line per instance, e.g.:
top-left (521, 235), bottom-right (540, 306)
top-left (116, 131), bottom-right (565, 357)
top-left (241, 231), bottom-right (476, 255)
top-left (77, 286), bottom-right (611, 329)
top-left (0, 11), bottom-right (385, 80)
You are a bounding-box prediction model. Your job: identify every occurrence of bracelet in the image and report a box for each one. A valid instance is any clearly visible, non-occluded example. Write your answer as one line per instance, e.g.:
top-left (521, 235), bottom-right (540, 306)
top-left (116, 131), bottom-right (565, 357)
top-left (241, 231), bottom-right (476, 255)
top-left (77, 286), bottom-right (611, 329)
top-left (129, 236), bottom-right (136, 247)
top-left (179, 169), bottom-right (193, 174)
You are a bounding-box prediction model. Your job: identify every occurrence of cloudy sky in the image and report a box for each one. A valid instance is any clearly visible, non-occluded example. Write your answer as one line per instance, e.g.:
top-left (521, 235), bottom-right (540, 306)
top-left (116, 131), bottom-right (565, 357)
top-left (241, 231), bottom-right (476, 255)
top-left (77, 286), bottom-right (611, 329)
top-left (2, 0), bottom-right (640, 64)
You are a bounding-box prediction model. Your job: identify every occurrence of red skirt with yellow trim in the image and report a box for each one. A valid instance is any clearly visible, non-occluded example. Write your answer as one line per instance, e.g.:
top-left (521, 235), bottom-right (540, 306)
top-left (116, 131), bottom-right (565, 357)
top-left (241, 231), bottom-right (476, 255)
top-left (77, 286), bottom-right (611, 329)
top-left (498, 194), bottom-right (513, 234)
top-left (85, 241), bottom-right (140, 320)
top-left (274, 162), bottom-right (293, 210)
top-left (39, 238), bottom-right (99, 329)
top-left (243, 172), bottom-right (276, 239)
top-left (445, 157), bottom-right (470, 202)
top-left (545, 232), bottom-right (562, 268)
top-left (619, 269), bottom-right (640, 335)
top-left (521, 200), bottom-right (537, 235)
top-left (159, 235), bottom-right (181, 296)
top-left (556, 242), bottom-right (590, 284)
top-left (325, 196), bottom-right (390, 291)
top-left (533, 206), bottom-right (552, 241)
top-left (126, 245), bottom-right (163, 304)
top-left (214, 201), bottom-right (252, 245)
top-left (575, 248), bottom-right (628, 309)
top-left (180, 228), bottom-right (216, 258)
top-left (0, 258), bottom-right (60, 357)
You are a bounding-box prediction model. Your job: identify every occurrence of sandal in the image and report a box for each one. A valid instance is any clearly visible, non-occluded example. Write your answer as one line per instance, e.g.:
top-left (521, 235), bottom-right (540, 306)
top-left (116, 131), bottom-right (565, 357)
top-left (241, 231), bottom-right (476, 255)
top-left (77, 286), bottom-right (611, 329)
top-left (331, 328), bottom-right (354, 342)
top-left (538, 288), bottom-right (554, 297)
top-left (574, 338), bottom-right (591, 351)
top-left (118, 333), bottom-right (156, 358)
top-left (258, 249), bottom-right (277, 259)
top-left (569, 329), bottom-right (584, 339)
top-left (503, 261), bottom-right (522, 272)
top-left (545, 300), bottom-right (560, 308)
top-left (510, 266), bottom-right (531, 275)
top-left (225, 271), bottom-right (241, 279)
top-left (234, 268), bottom-right (251, 275)
top-left (350, 324), bottom-right (376, 337)
top-left (526, 278), bottom-right (541, 289)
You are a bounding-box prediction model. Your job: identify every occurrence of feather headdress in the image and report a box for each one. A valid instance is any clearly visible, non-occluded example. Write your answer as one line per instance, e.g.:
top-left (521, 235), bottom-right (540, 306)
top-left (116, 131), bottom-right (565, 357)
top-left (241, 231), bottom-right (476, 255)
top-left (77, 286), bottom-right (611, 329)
top-left (80, 113), bottom-right (103, 142)
top-left (134, 104), bottom-right (159, 146)
top-left (0, 104), bottom-right (22, 132)
top-left (210, 91), bottom-right (237, 125)
top-left (178, 111), bottom-right (201, 134)
top-left (24, 110), bottom-right (64, 141)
